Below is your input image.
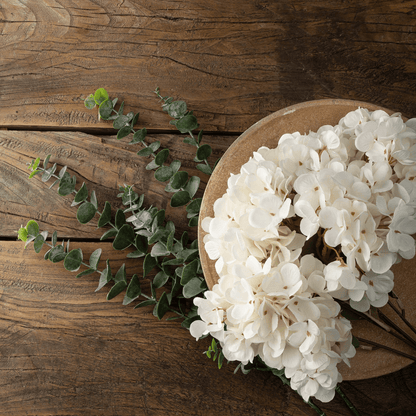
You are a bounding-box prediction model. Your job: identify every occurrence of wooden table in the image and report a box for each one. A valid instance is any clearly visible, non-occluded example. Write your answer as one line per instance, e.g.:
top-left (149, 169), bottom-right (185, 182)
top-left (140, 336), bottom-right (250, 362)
top-left (1, 1), bottom-right (416, 415)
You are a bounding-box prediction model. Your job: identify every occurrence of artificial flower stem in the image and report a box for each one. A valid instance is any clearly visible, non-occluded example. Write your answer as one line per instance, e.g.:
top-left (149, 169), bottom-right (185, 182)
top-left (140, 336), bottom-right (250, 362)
top-left (377, 310), bottom-right (416, 349)
top-left (335, 386), bottom-right (360, 416)
top-left (304, 399), bottom-right (326, 416)
top-left (388, 300), bottom-right (416, 336)
top-left (356, 337), bottom-right (416, 361)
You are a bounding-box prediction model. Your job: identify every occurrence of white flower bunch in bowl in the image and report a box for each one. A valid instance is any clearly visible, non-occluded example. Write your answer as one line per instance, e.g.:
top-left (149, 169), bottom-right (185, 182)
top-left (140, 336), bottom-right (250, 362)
top-left (193, 102), bottom-right (416, 403)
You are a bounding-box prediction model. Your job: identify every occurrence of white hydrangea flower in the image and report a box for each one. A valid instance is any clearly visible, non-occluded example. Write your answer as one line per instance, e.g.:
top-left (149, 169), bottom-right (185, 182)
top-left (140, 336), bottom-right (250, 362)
top-left (196, 107), bottom-right (416, 402)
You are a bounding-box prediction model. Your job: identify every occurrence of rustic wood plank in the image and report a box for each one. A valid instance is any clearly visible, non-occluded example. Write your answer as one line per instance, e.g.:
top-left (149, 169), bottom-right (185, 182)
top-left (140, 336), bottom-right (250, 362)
top-left (1, 241), bottom-right (416, 415)
top-left (1, 1), bottom-right (416, 132)
top-left (0, 129), bottom-right (235, 238)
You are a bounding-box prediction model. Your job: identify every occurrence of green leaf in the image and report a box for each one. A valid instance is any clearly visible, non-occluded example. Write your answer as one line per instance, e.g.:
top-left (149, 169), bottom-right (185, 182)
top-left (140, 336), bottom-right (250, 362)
top-left (196, 144), bottom-right (212, 161)
top-left (126, 250), bottom-right (145, 258)
top-left (189, 216), bottom-right (199, 227)
top-left (89, 248), bottom-right (102, 269)
top-left (94, 88), bottom-right (109, 106)
top-left (43, 154), bottom-right (51, 169)
top-left (151, 242), bottom-right (170, 257)
top-left (137, 147), bottom-right (154, 157)
top-left (76, 268), bottom-right (96, 278)
top-left (18, 227), bottom-right (28, 242)
top-left (64, 248), bottom-right (83, 272)
top-left (148, 228), bottom-right (167, 245)
top-left (135, 234), bottom-right (148, 254)
top-left (114, 264), bottom-right (127, 283)
top-left (96, 259), bottom-right (112, 292)
top-left (181, 258), bottom-right (199, 285)
top-left (113, 114), bottom-right (129, 130)
top-left (51, 231), bottom-right (58, 247)
top-left (143, 253), bottom-right (157, 277)
top-left (196, 164), bottom-right (213, 175)
top-left (162, 258), bottom-right (184, 266)
top-left (170, 190), bottom-right (191, 207)
top-left (77, 202), bottom-right (97, 224)
top-left (49, 245), bottom-right (66, 263)
top-left (115, 209), bottom-right (126, 229)
top-left (28, 169), bottom-right (42, 179)
top-left (74, 182), bottom-right (88, 203)
top-left (134, 299), bottom-right (157, 309)
top-left (178, 248), bottom-right (199, 262)
top-left (169, 160), bottom-right (181, 174)
top-left (175, 114), bottom-right (199, 133)
top-left (167, 101), bottom-right (187, 118)
top-left (131, 112), bottom-right (140, 127)
top-left (197, 129), bottom-right (203, 144)
top-left (183, 137), bottom-right (197, 146)
top-left (98, 201), bottom-right (112, 228)
top-left (99, 99), bottom-right (113, 120)
top-left (352, 336), bottom-right (360, 348)
top-left (58, 166), bottom-right (67, 179)
top-left (58, 172), bottom-right (76, 196)
top-left (107, 280), bottom-right (128, 300)
top-left (90, 190), bottom-right (98, 209)
top-left (155, 166), bottom-right (174, 182)
top-left (117, 125), bottom-right (131, 140)
top-left (183, 278), bottom-right (205, 298)
top-left (123, 274), bottom-right (141, 305)
top-left (113, 224), bottom-right (135, 250)
top-left (130, 128), bottom-right (147, 144)
top-left (155, 149), bottom-right (170, 166)
top-left (41, 163), bottom-right (57, 182)
top-left (84, 94), bottom-right (96, 109)
top-left (100, 229), bottom-right (117, 241)
top-left (166, 230), bottom-right (174, 252)
top-left (33, 235), bottom-right (45, 253)
top-left (153, 271), bottom-right (169, 289)
top-left (150, 141), bottom-right (161, 152)
top-left (155, 292), bottom-right (170, 320)
top-left (26, 220), bottom-right (39, 236)
top-left (146, 160), bottom-right (159, 170)
top-left (186, 198), bottom-right (202, 214)
top-left (170, 171), bottom-right (188, 190)
top-left (117, 101), bottom-right (125, 115)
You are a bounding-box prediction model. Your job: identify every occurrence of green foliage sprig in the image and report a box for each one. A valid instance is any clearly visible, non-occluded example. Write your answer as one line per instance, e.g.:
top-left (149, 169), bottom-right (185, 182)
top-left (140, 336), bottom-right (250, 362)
top-left (84, 87), bottom-right (218, 227)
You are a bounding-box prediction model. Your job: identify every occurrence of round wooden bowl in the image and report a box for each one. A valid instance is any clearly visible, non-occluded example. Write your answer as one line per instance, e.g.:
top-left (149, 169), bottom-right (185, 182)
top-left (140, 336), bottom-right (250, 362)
top-left (198, 99), bottom-right (416, 381)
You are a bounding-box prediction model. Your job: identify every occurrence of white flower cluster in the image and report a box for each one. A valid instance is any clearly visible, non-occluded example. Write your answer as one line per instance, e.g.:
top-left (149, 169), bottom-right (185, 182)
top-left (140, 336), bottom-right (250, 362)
top-left (192, 108), bottom-right (416, 402)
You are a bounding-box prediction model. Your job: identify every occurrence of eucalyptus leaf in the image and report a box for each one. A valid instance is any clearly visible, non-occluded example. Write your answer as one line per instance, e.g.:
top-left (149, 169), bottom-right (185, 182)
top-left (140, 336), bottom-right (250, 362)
top-left (170, 171), bottom-right (188, 190)
top-left (58, 172), bottom-right (76, 196)
top-left (196, 144), bottom-right (212, 161)
top-left (197, 129), bottom-right (203, 144)
top-left (134, 299), bottom-right (157, 309)
top-left (170, 190), bottom-right (191, 208)
top-left (95, 259), bottom-right (112, 292)
top-left (74, 182), bottom-right (88, 203)
top-left (107, 280), bottom-right (128, 300)
top-left (143, 253), bottom-right (157, 277)
top-left (189, 216), bottom-right (199, 227)
top-left (98, 201), bottom-right (112, 228)
top-left (186, 198), bottom-right (202, 214)
top-left (126, 250), bottom-right (145, 258)
top-left (167, 101), bottom-right (187, 119)
top-left (131, 112), bottom-right (140, 127)
top-left (99, 99), bottom-right (113, 120)
top-left (26, 220), bottom-right (39, 236)
top-left (153, 271), bottom-right (170, 289)
top-left (135, 234), bottom-right (148, 254)
top-left (77, 202), bottom-right (97, 224)
top-left (196, 164), bottom-right (212, 175)
top-left (162, 258), bottom-right (184, 266)
top-left (100, 228), bottom-right (118, 241)
top-left (181, 258), bottom-right (199, 285)
top-left (63, 248), bottom-right (83, 272)
top-left (123, 274), bottom-right (141, 305)
top-left (155, 292), bottom-right (170, 320)
top-left (90, 190), bottom-right (98, 209)
top-left (146, 160), bottom-right (159, 170)
top-left (183, 278), bottom-right (205, 298)
top-left (175, 114), bottom-right (199, 133)
top-left (84, 94), bottom-right (96, 109)
top-left (94, 88), bottom-right (109, 106)
top-left (113, 114), bottom-right (130, 130)
top-left (155, 149), bottom-right (170, 166)
top-left (89, 248), bottom-right (102, 269)
top-left (130, 128), bottom-right (147, 144)
top-left (155, 166), bottom-right (174, 182)
top-left (113, 224), bottom-right (135, 250)
top-left (49, 245), bottom-right (66, 263)
top-left (114, 264), bottom-right (127, 283)
top-left (76, 268), bottom-right (96, 278)
top-left (33, 235), bottom-right (45, 254)
top-left (115, 209), bottom-right (126, 230)
top-left (117, 125), bottom-right (131, 140)
top-left (151, 242), bottom-right (170, 257)
top-left (137, 147), bottom-right (154, 157)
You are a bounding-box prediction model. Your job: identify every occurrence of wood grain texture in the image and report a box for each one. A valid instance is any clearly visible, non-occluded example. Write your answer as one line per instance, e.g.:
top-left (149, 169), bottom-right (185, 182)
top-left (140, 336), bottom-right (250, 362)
top-left (1, 0), bottom-right (416, 132)
top-left (0, 129), bottom-right (234, 238)
top-left (1, 241), bottom-right (416, 415)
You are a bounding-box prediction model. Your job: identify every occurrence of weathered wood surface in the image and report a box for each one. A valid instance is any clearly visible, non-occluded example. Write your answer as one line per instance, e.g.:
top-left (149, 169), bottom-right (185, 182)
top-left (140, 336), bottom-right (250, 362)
top-left (2, 1), bottom-right (416, 132)
top-left (0, 129), bottom-right (234, 238)
top-left (1, 241), bottom-right (416, 416)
